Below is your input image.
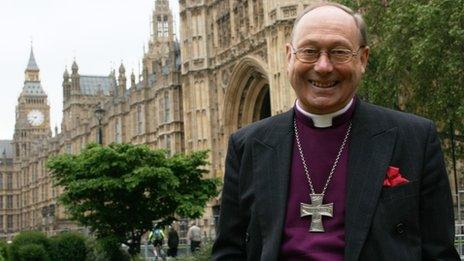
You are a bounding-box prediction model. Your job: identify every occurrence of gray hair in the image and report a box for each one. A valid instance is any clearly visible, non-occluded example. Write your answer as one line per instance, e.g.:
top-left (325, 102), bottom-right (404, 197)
top-left (290, 1), bottom-right (368, 46)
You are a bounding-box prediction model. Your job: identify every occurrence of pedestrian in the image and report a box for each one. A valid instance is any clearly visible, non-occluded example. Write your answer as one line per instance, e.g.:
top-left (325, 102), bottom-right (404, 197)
top-left (167, 225), bottom-right (179, 257)
top-left (148, 225), bottom-right (165, 259)
top-left (212, 1), bottom-right (459, 260)
top-left (187, 222), bottom-right (201, 253)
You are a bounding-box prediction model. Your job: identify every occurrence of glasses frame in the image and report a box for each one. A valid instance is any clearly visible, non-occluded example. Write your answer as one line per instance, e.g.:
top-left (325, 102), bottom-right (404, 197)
top-left (291, 45), bottom-right (365, 64)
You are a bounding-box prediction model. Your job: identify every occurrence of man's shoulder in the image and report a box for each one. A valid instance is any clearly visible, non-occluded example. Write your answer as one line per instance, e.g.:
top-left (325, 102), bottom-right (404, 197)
top-left (230, 109), bottom-right (293, 144)
top-left (360, 101), bottom-right (433, 127)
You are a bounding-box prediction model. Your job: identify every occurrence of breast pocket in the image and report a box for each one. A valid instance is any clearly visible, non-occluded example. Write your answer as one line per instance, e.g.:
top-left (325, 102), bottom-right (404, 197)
top-left (380, 180), bottom-right (419, 203)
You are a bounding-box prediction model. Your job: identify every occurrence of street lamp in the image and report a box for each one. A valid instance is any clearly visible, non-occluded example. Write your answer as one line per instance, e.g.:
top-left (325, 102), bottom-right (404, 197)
top-left (94, 104), bottom-right (105, 145)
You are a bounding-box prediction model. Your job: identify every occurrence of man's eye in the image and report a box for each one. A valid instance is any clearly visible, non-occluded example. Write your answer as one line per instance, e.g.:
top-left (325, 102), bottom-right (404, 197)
top-left (300, 49), bottom-right (318, 55)
top-left (331, 49), bottom-right (351, 55)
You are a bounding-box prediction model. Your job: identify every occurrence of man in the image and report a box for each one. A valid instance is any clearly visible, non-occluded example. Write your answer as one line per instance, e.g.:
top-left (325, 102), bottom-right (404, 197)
top-left (212, 2), bottom-right (459, 260)
top-left (167, 225), bottom-right (179, 257)
top-left (187, 222), bottom-right (202, 253)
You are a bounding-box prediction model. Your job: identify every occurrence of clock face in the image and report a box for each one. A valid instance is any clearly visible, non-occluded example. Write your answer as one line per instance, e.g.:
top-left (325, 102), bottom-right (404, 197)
top-left (27, 110), bottom-right (44, 126)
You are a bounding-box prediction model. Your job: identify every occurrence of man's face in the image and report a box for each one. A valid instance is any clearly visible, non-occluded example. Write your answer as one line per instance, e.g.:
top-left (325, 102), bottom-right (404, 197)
top-left (286, 6), bottom-right (369, 114)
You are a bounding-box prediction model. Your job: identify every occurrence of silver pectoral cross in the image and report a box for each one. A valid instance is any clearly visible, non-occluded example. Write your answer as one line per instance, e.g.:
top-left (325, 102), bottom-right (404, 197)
top-left (300, 194), bottom-right (333, 232)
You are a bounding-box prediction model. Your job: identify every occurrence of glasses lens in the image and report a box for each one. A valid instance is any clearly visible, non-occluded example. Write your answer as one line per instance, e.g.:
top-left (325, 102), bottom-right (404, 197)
top-left (296, 48), bottom-right (319, 63)
top-left (330, 49), bottom-right (352, 63)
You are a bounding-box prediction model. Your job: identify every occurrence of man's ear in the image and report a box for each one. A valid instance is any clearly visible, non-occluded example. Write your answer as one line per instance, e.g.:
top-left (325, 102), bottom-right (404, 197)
top-left (286, 43), bottom-right (293, 64)
top-left (360, 46), bottom-right (370, 73)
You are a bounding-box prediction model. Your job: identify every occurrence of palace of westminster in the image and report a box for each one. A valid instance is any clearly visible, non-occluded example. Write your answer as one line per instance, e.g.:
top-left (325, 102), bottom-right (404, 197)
top-left (0, 0), bottom-right (459, 240)
top-left (0, 0), bottom-right (310, 240)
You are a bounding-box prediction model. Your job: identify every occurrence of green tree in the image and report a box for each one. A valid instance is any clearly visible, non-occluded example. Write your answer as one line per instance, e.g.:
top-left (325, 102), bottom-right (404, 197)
top-left (47, 143), bottom-right (220, 256)
top-left (9, 231), bottom-right (51, 261)
top-left (50, 232), bottom-right (87, 261)
top-left (339, 0), bottom-right (464, 183)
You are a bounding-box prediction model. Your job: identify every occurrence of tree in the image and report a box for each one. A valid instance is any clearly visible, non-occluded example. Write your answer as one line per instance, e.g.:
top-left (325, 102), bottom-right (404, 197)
top-left (339, 0), bottom-right (464, 188)
top-left (47, 143), bottom-right (220, 256)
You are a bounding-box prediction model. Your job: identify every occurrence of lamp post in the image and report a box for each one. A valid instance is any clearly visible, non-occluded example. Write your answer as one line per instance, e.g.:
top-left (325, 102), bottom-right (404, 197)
top-left (95, 104), bottom-right (105, 145)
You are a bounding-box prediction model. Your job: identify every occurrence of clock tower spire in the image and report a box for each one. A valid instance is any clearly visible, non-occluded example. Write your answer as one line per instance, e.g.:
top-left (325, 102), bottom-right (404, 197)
top-left (13, 46), bottom-right (51, 159)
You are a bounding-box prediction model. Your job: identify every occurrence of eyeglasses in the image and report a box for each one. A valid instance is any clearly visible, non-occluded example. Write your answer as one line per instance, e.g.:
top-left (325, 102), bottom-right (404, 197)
top-left (292, 46), bottom-right (365, 64)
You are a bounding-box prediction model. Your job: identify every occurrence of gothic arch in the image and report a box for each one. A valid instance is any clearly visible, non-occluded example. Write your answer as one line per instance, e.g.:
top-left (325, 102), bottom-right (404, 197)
top-left (223, 55), bottom-right (271, 138)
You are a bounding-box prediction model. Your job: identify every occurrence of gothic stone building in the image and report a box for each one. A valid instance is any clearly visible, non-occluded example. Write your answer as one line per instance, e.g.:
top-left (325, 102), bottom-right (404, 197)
top-left (0, 0), bottom-right (321, 240)
top-left (0, 0), bottom-right (183, 240)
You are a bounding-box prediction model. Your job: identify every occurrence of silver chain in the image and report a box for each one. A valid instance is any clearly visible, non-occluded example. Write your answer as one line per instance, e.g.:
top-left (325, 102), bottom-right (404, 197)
top-left (293, 119), bottom-right (352, 196)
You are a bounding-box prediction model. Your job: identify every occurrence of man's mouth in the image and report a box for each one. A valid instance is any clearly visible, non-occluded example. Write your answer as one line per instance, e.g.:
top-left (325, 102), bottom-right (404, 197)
top-left (309, 80), bottom-right (338, 88)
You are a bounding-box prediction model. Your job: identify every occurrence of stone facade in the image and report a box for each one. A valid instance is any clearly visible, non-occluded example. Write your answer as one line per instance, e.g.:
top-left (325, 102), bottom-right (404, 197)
top-left (0, 0), bottom-right (183, 240)
top-left (179, 0), bottom-right (319, 237)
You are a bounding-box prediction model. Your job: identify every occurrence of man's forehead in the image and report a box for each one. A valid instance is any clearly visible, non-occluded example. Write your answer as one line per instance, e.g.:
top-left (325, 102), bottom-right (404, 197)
top-left (294, 6), bottom-right (359, 43)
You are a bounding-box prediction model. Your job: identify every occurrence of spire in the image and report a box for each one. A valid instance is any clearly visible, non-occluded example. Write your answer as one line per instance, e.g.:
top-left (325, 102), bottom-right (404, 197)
top-left (119, 63), bottom-right (126, 74)
top-left (71, 59), bottom-right (79, 74)
top-left (26, 46), bottom-right (39, 71)
top-left (63, 67), bottom-right (69, 78)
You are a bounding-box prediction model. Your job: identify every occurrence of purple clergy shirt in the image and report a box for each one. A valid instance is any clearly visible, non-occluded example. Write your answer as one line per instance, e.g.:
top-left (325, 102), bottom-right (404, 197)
top-left (279, 101), bottom-right (356, 260)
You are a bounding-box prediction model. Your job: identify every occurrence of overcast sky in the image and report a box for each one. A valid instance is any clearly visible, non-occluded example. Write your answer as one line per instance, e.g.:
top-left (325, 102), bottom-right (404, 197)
top-left (0, 0), bottom-right (180, 139)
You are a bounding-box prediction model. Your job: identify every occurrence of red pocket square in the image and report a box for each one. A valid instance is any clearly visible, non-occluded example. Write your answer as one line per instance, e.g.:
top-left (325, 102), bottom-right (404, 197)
top-left (383, 166), bottom-right (409, 187)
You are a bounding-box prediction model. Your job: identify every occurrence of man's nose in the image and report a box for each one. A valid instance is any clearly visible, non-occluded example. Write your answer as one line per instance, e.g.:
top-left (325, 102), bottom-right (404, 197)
top-left (314, 52), bottom-right (334, 73)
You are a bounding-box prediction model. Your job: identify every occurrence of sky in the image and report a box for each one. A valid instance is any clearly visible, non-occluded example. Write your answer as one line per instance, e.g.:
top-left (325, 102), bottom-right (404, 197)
top-left (0, 0), bottom-right (180, 139)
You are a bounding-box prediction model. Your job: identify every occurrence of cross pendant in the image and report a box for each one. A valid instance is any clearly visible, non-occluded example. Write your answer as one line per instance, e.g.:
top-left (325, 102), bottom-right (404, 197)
top-left (300, 194), bottom-right (333, 232)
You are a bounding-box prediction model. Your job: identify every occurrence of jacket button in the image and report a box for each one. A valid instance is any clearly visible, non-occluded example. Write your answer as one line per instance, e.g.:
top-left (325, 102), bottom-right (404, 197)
top-left (396, 223), bottom-right (405, 234)
top-left (245, 232), bottom-right (250, 243)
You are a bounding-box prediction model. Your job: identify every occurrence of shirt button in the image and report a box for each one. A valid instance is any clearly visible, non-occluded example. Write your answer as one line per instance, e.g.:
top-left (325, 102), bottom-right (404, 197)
top-left (396, 223), bottom-right (405, 234)
top-left (245, 232), bottom-right (250, 243)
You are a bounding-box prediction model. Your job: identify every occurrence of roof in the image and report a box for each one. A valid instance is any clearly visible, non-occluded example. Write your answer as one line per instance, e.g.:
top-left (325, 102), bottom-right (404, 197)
top-left (79, 75), bottom-right (116, 95)
top-left (23, 81), bottom-right (46, 96)
top-left (27, 48), bottom-right (39, 71)
top-left (0, 140), bottom-right (14, 159)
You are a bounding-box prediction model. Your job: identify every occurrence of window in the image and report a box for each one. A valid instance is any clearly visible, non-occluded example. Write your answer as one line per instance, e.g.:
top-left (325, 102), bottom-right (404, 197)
top-left (0, 196), bottom-right (3, 209)
top-left (164, 91), bottom-right (171, 122)
top-left (137, 105), bottom-right (143, 135)
top-left (157, 16), bottom-right (163, 37)
top-left (163, 16), bottom-right (169, 37)
top-left (7, 174), bottom-right (12, 190)
top-left (0, 173), bottom-right (3, 189)
top-left (159, 98), bottom-right (164, 124)
top-left (166, 135), bottom-right (171, 156)
top-left (7, 215), bottom-right (13, 231)
top-left (7, 195), bottom-right (13, 209)
top-left (115, 118), bottom-right (122, 143)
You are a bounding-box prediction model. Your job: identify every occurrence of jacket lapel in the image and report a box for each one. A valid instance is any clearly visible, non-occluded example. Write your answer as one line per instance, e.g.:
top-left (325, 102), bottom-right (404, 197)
top-left (253, 110), bottom-right (294, 260)
top-left (344, 101), bottom-right (398, 261)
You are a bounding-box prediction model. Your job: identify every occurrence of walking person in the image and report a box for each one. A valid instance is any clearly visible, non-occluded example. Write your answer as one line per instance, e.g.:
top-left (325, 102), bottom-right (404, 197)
top-left (167, 225), bottom-right (179, 257)
top-left (187, 222), bottom-right (202, 253)
top-left (149, 225), bottom-right (165, 260)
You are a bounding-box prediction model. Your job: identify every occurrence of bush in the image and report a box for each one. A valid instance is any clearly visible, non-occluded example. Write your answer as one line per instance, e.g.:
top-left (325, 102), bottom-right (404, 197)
top-left (9, 231), bottom-right (51, 261)
top-left (85, 236), bottom-right (130, 261)
top-left (174, 243), bottom-right (212, 261)
top-left (17, 244), bottom-right (49, 261)
top-left (50, 232), bottom-right (87, 261)
top-left (0, 240), bottom-right (8, 259)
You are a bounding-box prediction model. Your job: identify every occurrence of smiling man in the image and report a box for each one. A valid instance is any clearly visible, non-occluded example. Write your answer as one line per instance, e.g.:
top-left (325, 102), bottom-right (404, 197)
top-left (212, 2), bottom-right (459, 260)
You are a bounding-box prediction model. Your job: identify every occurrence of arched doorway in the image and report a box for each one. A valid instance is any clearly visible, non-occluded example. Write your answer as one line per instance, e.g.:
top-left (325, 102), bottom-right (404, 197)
top-left (223, 56), bottom-right (271, 138)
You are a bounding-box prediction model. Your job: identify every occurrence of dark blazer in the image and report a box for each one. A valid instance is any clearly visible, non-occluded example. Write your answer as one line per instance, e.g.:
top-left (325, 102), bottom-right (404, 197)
top-left (212, 100), bottom-right (459, 260)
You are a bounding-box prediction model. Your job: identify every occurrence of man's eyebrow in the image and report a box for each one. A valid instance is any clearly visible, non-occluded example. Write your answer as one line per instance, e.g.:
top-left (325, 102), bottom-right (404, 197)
top-left (295, 39), bottom-right (354, 48)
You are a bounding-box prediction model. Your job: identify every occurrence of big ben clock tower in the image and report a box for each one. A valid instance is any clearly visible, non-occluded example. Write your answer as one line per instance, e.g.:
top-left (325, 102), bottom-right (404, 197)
top-left (13, 47), bottom-right (51, 159)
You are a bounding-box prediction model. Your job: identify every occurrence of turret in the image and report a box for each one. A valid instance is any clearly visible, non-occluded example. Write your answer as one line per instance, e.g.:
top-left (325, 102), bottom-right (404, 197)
top-left (62, 67), bottom-right (71, 101)
top-left (70, 60), bottom-right (80, 95)
top-left (151, 0), bottom-right (174, 42)
top-left (131, 70), bottom-right (136, 88)
top-left (118, 63), bottom-right (126, 97)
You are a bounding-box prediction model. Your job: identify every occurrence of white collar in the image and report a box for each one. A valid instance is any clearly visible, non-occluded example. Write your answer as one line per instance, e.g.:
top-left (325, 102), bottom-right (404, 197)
top-left (295, 98), bottom-right (354, 128)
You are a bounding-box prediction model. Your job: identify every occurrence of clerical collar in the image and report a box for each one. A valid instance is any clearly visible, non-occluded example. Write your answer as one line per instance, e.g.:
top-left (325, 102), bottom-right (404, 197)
top-left (294, 98), bottom-right (355, 128)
